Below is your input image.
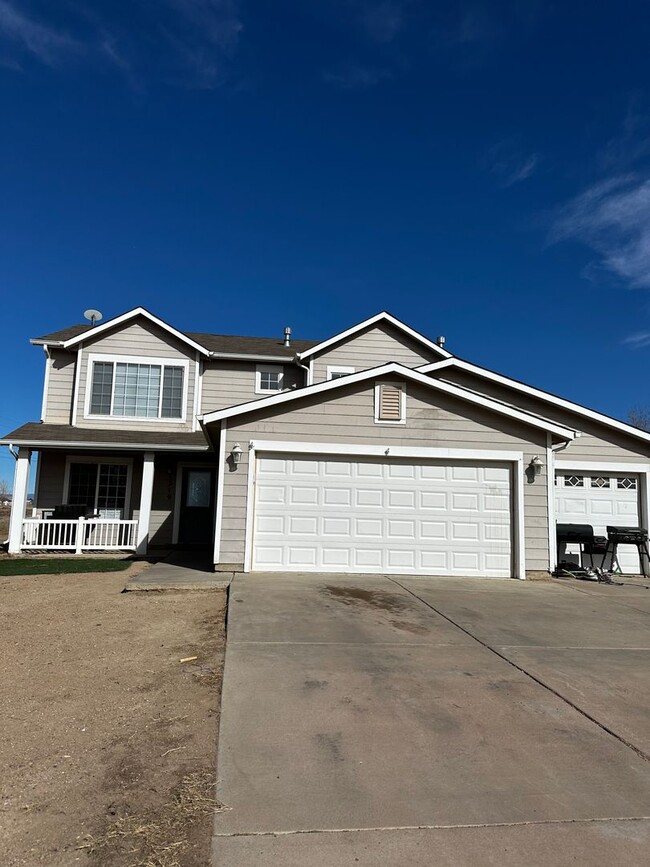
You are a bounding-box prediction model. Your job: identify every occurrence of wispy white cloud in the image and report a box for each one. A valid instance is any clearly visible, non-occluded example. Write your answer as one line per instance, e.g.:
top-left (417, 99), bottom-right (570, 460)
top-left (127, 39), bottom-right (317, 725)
top-left (551, 175), bottom-right (650, 289)
top-left (0, 0), bottom-right (80, 67)
top-left (483, 138), bottom-right (540, 187)
top-left (0, 0), bottom-right (243, 88)
top-left (623, 331), bottom-right (650, 348)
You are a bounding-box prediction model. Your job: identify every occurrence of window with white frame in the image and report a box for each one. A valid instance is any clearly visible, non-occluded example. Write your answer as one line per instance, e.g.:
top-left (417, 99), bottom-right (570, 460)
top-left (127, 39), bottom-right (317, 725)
top-left (87, 356), bottom-right (187, 420)
top-left (67, 461), bottom-right (129, 518)
top-left (374, 382), bottom-right (406, 423)
top-left (327, 366), bottom-right (355, 380)
top-left (256, 364), bottom-right (284, 394)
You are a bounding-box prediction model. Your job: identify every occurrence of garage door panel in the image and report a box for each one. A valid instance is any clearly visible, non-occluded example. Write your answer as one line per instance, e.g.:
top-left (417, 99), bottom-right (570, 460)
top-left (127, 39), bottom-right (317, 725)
top-left (253, 455), bottom-right (513, 577)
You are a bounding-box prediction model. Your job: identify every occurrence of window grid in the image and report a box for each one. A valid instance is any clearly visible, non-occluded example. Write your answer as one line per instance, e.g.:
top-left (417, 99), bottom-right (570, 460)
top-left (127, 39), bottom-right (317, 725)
top-left (68, 462), bottom-right (128, 517)
top-left (564, 475), bottom-right (584, 487)
top-left (590, 476), bottom-right (610, 488)
top-left (89, 360), bottom-right (184, 419)
top-left (89, 362), bottom-right (113, 415)
top-left (259, 370), bottom-right (282, 391)
top-left (617, 477), bottom-right (637, 490)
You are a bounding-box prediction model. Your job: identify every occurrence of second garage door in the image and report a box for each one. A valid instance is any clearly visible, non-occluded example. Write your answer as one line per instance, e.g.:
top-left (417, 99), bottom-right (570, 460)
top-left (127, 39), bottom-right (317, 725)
top-left (252, 454), bottom-right (513, 576)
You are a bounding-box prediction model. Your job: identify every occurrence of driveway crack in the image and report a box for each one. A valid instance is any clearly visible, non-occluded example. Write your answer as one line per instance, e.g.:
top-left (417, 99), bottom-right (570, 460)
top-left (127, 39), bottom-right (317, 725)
top-left (387, 577), bottom-right (650, 763)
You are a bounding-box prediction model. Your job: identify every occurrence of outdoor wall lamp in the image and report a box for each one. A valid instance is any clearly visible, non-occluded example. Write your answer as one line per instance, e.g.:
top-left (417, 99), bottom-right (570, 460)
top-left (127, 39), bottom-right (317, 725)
top-left (231, 443), bottom-right (243, 466)
top-left (529, 455), bottom-right (544, 477)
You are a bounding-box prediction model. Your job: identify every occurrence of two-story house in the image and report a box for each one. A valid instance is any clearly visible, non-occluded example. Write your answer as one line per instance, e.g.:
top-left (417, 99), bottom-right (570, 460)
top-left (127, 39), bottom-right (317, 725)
top-left (3, 307), bottom-right (650, 578)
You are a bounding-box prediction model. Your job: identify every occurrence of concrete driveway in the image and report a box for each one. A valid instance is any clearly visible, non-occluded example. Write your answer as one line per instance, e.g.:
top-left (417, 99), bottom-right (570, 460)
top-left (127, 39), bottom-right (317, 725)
top-left (213, 574), bottom-right (650, 865)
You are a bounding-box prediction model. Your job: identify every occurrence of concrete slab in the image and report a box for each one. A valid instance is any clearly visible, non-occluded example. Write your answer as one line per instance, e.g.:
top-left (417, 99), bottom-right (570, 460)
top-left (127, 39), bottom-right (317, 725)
top-left (124, 555), bottom-right (233, 591)
top-left (228, 572), bottom-right (473, 645)
top-left (214, 819), bottom-right (650, 867)
top-left (503, 647), bottom-right (650, 756)
top-left (557, 579), bottom-right (650, 614)
top-left (213, 573), bottom-right (650, 864)
top-left (397, 576), bottom-right (649, 648)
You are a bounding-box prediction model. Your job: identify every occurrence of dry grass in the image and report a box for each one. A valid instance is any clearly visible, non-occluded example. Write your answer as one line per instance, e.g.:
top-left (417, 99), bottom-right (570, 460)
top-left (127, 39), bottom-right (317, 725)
top-left (78, 770), bottom-right (228, 867)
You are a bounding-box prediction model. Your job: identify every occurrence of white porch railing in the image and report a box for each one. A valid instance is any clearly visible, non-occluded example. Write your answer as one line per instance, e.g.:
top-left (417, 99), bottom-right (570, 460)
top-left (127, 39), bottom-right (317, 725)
top-left (21, 518), bottom-right (138, 553)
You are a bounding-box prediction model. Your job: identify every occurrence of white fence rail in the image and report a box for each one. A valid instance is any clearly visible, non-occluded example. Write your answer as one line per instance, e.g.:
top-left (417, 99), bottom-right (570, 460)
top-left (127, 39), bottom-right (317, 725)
top-left (21, 518), bottom-right (138, 553)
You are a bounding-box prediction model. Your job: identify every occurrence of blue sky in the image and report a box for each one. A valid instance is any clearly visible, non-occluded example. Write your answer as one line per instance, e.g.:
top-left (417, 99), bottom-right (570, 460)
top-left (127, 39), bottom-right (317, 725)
top-left (2, 1), bottom-right (650, 486)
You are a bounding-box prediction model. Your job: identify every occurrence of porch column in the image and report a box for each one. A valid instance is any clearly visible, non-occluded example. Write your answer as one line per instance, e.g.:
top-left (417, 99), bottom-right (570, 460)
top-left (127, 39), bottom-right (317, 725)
top-left (8, 448), bottom-right (31, 554)
top-left (136, 452), bottom-right (155, 556)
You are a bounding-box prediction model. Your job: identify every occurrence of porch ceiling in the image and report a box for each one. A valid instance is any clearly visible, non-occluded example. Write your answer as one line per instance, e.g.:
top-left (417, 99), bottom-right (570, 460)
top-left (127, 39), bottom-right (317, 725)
top-left (0, 422), bottom-right (211, 451)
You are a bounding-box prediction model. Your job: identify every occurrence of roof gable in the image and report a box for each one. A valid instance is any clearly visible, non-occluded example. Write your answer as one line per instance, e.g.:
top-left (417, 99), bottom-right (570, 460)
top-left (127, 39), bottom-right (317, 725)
top-left (296, 312), bottom-right (452, 361)
top-left (57, 308), bottom-right (212, 356)
top-left (418, 358), bottom-right (650, 446)
top-left (200, 362), bottom-right (576, 440)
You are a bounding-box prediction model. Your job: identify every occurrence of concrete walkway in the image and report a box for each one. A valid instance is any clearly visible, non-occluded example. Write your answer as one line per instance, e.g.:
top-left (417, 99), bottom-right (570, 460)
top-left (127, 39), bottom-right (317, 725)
top-left (124, 551), bottom-right (232, 591)
top-left (213, 573), bottom-right (650, 865)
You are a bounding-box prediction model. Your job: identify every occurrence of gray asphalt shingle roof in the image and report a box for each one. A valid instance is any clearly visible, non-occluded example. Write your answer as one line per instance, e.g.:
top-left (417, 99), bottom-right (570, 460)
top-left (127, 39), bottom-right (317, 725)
top-left (33, 324), bottom-right (317, 357)
top-left (0, 423), bottom-right (210, 450)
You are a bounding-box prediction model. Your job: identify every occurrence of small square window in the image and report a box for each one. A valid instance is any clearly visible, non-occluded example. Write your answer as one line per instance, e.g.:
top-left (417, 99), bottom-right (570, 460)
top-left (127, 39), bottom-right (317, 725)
top-left (590, 477), bottom-right (610, 488)
top-left (617, 477), bottom-right (637, 490)
top-left (564, 475), bottom-right (584, 487)
top-left (256, 365), bottom-right (284, 394)
top-left (327, 366), bottom-right (355, 380)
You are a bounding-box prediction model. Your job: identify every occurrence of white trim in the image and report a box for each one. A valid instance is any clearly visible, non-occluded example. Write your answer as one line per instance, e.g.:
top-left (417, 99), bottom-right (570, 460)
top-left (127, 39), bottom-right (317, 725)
top-left (513, 456), bottom-right (526, 579)
top-left (137, 453), bottom-right (155, 554)
top-left (308, 359), bottom-right (314, 386)
top-left (209, 351), bottom-right (295, 362)
top-left (554, 460), bottom-right (650, 473)
top-left (247, 440), bottom-right (523, 461)
top-left (296, 311), bottom-right (453, 361)
top-left (202, 362), bottom-right (576, 440)
top-left (192, 353), bottom-right (201, 431)
top-left (0, 438), bottom-right (208, 452)
top-left (83, 353), bottom-right (190, 423)
top-left (419, 357), bottom-right (650, 447)
top-left (255, 363), bottom-right (284, 395)
top-left (243, 442), bottom-right (256, 573)
top-left (8, 448), bottom-right (31, 554)
top-left (327, 365), bottom-right (355, 380)
top-left (40, 346), bottom-right (50, 422)
top-left (374, 381), bottom-right (406, 425)
top-left (213, 421), bottom-right (227, 563)
top-left (61, 307), bottom-right (211, 356)
top-left (71, 346), bottom-right (82, 426)
top-left (546, 433), bottom-right (556, 572)
top-left (196, 357), bottom-right (204, 426)
top-left (243, 441), bottom-right (525, 578)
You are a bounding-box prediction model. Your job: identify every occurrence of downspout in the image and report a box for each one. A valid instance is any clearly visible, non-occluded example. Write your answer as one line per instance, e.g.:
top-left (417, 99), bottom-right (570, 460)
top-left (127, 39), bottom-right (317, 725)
top-left (9, 444), bottom-right (18, 461)
top-left (294, 354), bottom-right (311, 386)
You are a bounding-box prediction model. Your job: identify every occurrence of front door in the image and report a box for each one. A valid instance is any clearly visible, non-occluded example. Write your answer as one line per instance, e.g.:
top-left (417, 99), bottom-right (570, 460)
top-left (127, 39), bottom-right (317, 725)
top-left (178, 467), bottom-right (216, 546)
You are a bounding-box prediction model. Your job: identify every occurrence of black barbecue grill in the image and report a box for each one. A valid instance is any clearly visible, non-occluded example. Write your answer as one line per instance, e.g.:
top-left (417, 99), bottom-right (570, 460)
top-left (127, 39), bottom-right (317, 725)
top-left (555, 522), bottom-right (649, 577)
top-left (602, 526), bottom-right (650, 577)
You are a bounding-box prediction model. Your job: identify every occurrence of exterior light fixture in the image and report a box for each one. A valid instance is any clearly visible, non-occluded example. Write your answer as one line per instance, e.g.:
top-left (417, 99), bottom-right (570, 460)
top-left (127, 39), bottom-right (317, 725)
top-left (231, 443), bottom-right (243, 466)
top-left (529, 455), bottom-right (544, 477)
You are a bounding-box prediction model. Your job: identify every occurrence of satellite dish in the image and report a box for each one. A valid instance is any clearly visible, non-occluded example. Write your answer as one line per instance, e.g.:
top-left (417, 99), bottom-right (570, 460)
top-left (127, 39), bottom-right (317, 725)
top-left (84, 309), bottom-right (103, 326)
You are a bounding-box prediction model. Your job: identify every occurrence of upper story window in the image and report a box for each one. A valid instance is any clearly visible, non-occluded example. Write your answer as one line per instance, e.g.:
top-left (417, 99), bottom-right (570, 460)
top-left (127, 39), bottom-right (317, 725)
top-left (374, 382), bottom-right (406, 424)
top-left (86, 354), bottom-right (188, 421)
top-left (327, 366), bottom-right (355, 380)
top-left (256, 364), bottom-right (284, 394)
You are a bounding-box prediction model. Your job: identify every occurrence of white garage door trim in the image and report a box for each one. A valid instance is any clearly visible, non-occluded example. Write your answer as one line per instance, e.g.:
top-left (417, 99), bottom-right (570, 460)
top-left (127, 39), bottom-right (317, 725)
top-left (554, 459), bottom-right (650, 572)
top-left (243, 441), bottom-right (527, 579)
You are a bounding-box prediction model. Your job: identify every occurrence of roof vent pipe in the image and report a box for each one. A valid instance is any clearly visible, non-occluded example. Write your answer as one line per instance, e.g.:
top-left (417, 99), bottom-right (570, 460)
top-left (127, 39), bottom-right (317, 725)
top-left (436, 335), bottom-right (446, 349)
top-left (284, 326), bottom-right (292, 348)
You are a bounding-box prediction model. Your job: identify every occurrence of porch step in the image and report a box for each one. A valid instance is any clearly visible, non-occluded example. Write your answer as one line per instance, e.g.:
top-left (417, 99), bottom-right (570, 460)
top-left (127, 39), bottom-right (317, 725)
top-left (124, 557), bottom-right (233, 592)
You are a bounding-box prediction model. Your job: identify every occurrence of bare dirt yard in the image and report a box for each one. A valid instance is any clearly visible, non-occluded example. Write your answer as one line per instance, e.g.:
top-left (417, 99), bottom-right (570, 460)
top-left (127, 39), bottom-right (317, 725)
top-left (0, 563), bottom-right (226, 867)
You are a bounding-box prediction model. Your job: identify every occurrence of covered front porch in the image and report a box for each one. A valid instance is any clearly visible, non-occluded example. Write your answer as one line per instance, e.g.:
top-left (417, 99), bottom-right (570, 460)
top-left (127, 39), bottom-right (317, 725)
top-left (4, 427), bottom-right (216, 556)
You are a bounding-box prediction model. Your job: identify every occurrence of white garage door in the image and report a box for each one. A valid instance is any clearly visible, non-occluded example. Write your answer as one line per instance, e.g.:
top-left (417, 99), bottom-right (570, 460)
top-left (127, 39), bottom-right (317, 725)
top-left (555, 472), bottom-right (641, 573)
top-left (252, 454), bottom-right (513, 577)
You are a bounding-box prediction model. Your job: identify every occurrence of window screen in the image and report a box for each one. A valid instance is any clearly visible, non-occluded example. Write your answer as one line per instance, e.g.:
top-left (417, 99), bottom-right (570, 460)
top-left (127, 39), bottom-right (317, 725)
top-left (161, 366), bottom-right (184, 418)
top-left (89, 362), bottom-right (114, 415)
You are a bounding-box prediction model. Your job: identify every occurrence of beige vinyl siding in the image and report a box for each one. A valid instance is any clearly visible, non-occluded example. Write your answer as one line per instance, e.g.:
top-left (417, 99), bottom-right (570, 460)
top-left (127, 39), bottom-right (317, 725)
top-left (43, 350), bottom-right (76, 424)
top-left (201, 361), bottom-right (303, 413)
top-left (75, 320), bottom-right (197, 432)
top-left (216, 379), bottom-right (549, 572)
top-left (439, 370), bottom-right (650, 464)
top-left (311, 323), bottom-right (440, 383)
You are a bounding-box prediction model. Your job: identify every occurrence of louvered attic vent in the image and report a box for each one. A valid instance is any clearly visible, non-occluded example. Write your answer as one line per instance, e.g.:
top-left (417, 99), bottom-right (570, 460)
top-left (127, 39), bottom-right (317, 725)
top-left (377, 383), bottom-right (404, 422)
